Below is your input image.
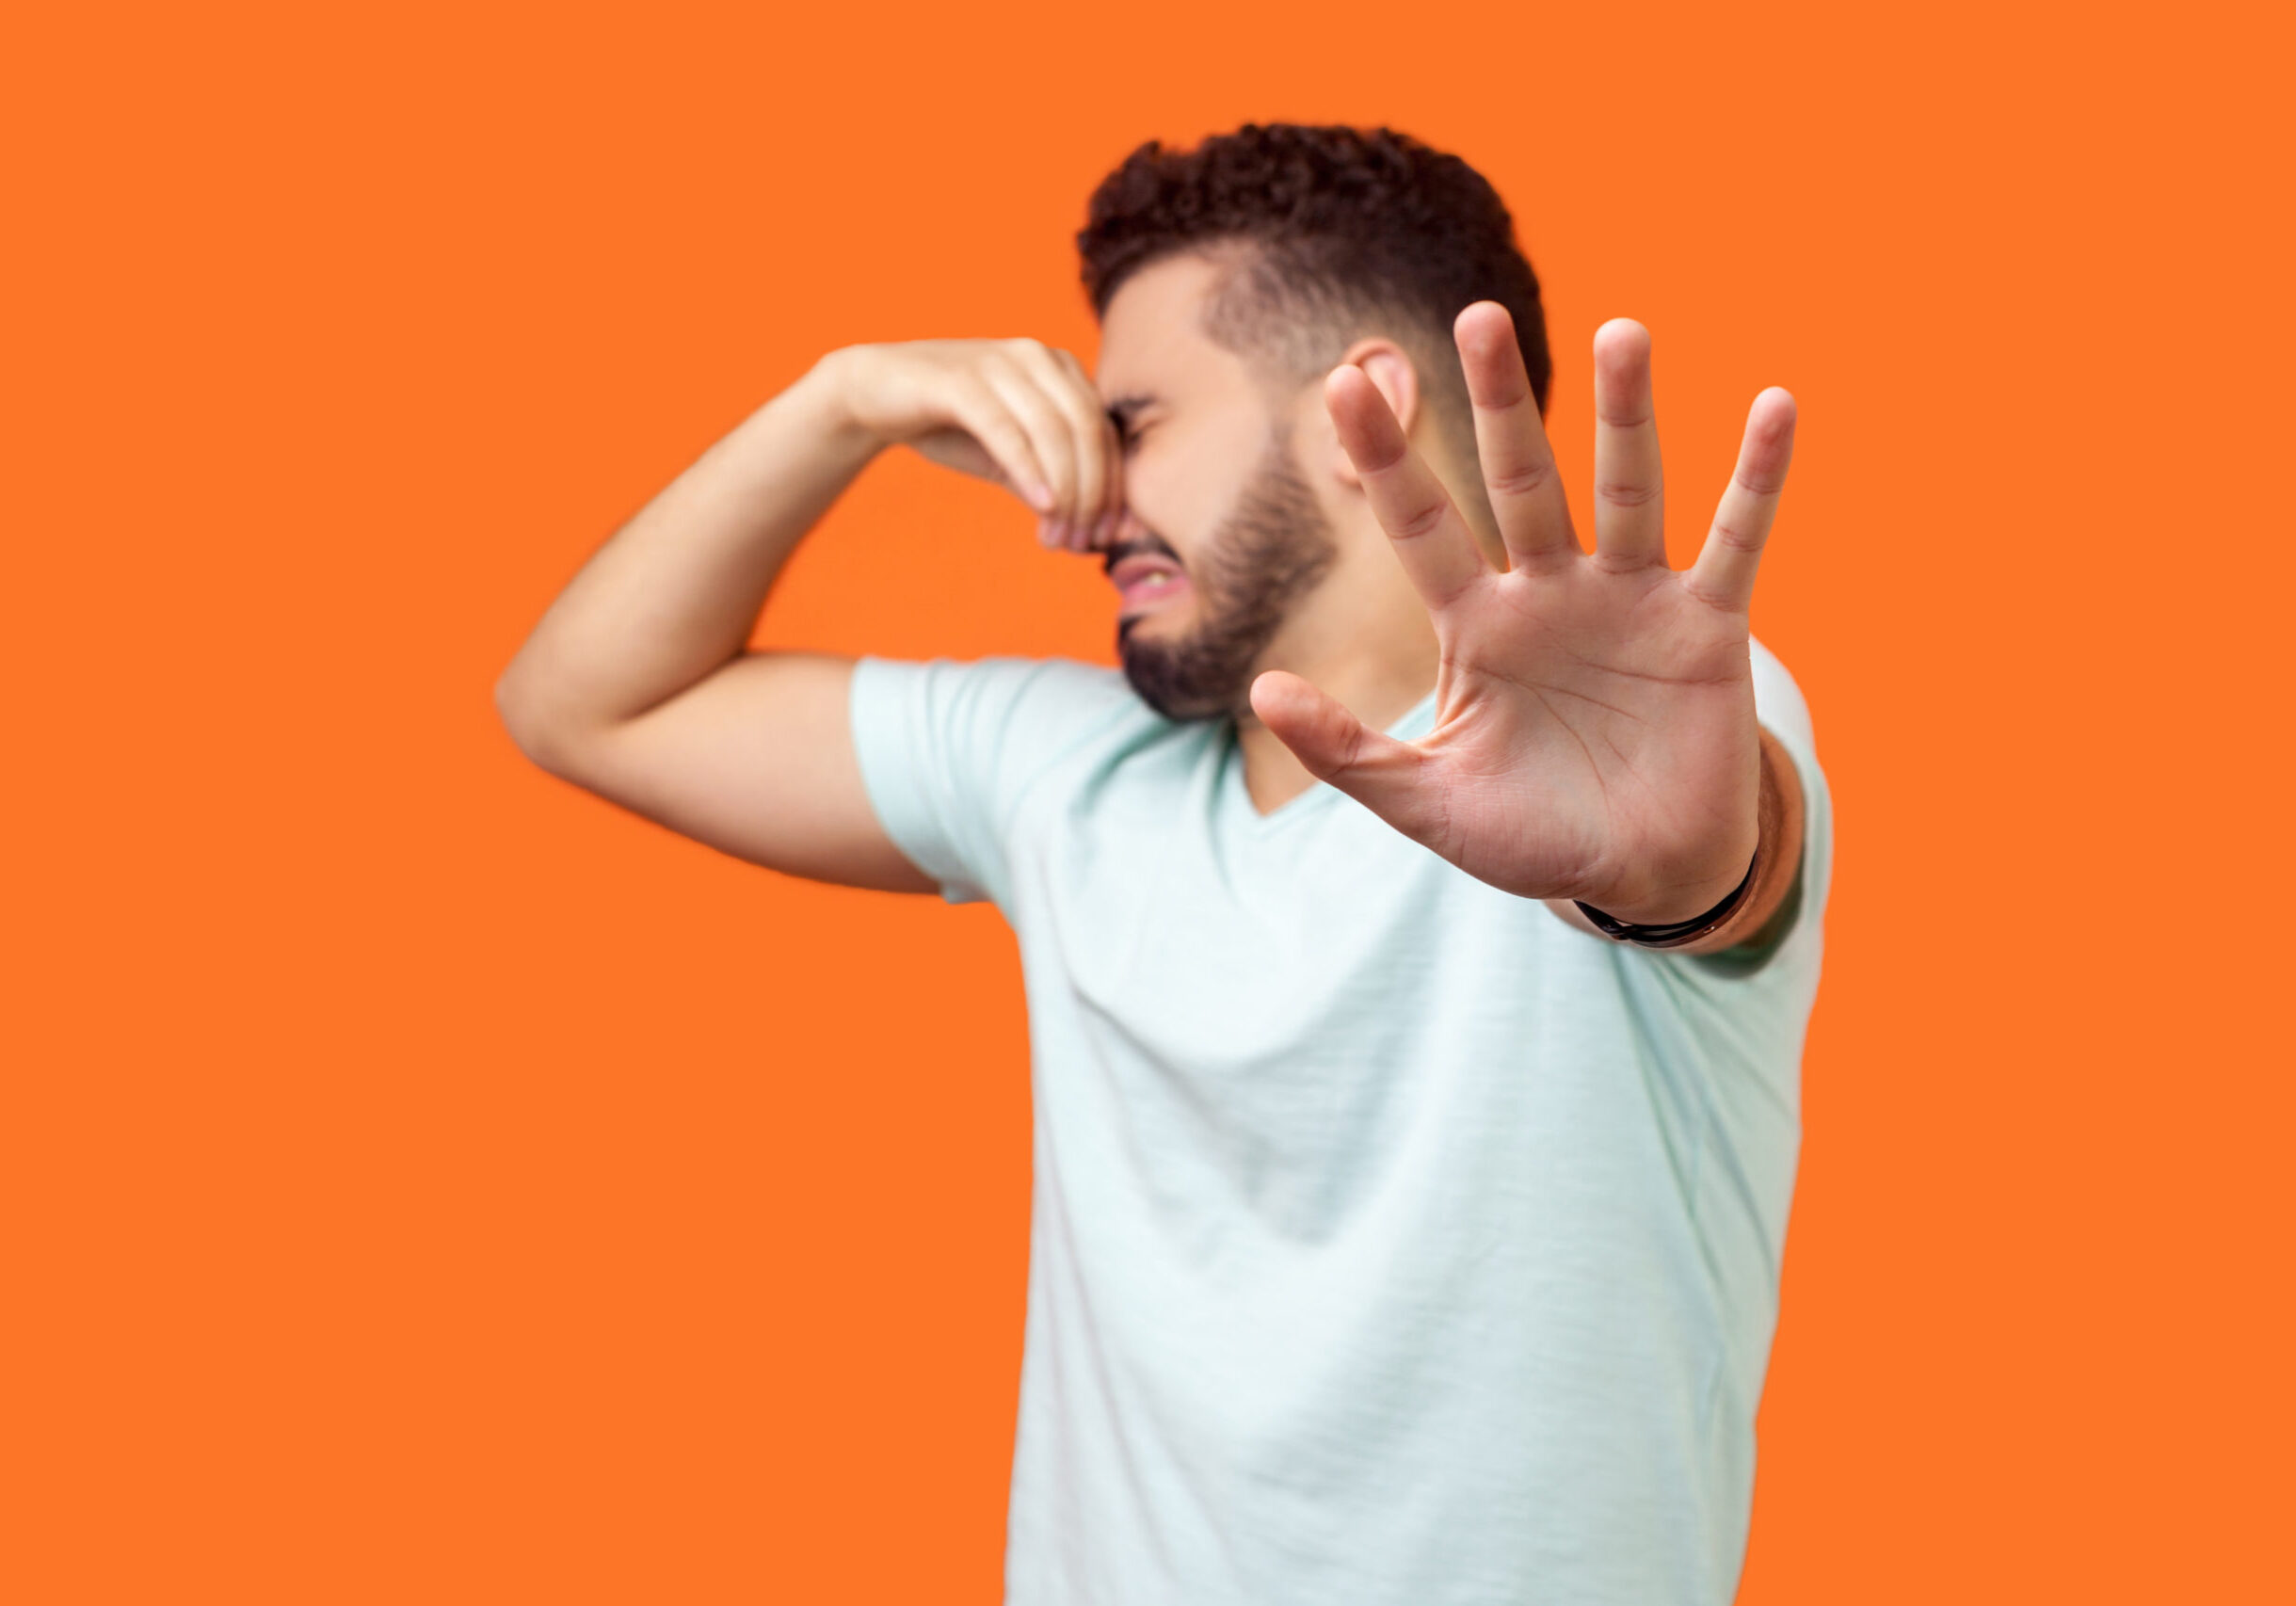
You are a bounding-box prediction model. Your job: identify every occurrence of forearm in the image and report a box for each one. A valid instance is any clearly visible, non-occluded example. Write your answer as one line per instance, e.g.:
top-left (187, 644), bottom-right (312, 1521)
top-left (494, 353), bottom-right (877, 751)
top-left (1545, 727), bottom-right (1806, 956)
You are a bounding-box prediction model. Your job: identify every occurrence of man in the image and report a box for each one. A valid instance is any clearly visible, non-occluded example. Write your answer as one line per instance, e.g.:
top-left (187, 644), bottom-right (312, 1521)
top-left (496, 123), bottom-right (1832, 1605)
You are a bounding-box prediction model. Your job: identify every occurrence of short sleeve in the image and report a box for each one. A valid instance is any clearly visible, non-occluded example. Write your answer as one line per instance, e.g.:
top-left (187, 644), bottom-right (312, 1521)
top-left (846, 653), bottom-right (1135, 908)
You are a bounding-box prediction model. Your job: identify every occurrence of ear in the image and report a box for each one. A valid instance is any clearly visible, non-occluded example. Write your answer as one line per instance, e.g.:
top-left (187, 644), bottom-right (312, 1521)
top-left (1324, 338), bottom-right (1421, 489)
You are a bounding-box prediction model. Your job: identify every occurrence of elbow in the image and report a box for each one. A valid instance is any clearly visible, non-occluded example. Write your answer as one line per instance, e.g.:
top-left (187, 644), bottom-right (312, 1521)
top-left (493, 664), bottom-right (579, 776)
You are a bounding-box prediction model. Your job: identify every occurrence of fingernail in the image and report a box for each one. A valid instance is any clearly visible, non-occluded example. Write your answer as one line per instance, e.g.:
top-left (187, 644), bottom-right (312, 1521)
top-left (1025, 483), bottom-right (1056, 513)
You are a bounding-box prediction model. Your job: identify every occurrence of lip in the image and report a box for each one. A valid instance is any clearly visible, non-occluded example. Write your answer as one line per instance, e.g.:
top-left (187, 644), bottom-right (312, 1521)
top-left (1106, 554), bottom-right (1194, 616)
top-left (1108, 553), bottom-right (1191, 614)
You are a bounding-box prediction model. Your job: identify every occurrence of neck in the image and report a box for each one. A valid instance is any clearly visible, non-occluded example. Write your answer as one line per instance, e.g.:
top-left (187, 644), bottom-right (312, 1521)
top-left (1233, 646), bottom-right (1438, 815)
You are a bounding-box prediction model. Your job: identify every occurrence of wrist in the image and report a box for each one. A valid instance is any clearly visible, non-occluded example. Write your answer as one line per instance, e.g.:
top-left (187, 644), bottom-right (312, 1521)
top-left (795, 346), bottom-right (891, 455)
top-left (1576, 850), bottom-right (1759, 947)
top-left (1576, 730), bottom-right (1803, 953)
top-left (1581, 849), bottom-right (1758, 930)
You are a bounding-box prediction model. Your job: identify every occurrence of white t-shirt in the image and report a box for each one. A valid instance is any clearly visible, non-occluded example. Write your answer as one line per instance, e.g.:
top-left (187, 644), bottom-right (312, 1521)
top-left (847, 638), bottom-right (1833, 1605)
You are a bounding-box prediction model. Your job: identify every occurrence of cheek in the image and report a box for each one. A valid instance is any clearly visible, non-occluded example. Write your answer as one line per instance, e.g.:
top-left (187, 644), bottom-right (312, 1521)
top-left (1128, 427), bottom-right (1262, 560)
top-left (1125, 460), bottom-right (1219, 561)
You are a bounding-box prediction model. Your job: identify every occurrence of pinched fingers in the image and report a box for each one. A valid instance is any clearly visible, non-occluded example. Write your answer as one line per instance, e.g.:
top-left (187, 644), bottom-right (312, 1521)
top-left (1325, 363), bottom-right (1489, 613)
top-left (978, 348), bottom-right (1095, 547)
top-left (1685, 388), bottom-right (1797, 613)
top-left (1004, 340), bottom-right (1121, 551)
top-left (943, 378), bottom-right (1057, 518)
top-left (1051, 346), bottom-right (1126, 548)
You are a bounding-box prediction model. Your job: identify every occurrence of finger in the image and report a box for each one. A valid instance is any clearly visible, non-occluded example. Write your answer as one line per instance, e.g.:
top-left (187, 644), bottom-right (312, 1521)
top-left (1248, 670), bottom-right (1448, 844)
top-left (1010, 340), bottom-right (1115, 550)
top-left (980, 359), bottom-right (1084, 535)
top-left (1455, 301), bottom-right (1577, 569)
top-left (1325, 364), bottom-right (1489, 613)
top-left (1686, 388), bottom-right (1797, 613)
top-left (1051, 346), bottom-right (1127, 544)
top-left (948, 381), bottom-right (1056, 523)
top-left (1591, 318), bottom-right (1666, 567)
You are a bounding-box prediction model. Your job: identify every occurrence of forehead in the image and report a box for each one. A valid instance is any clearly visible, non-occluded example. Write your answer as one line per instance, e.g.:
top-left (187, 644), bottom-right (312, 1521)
top-left (1094, 249), bottom-right (1254, 400)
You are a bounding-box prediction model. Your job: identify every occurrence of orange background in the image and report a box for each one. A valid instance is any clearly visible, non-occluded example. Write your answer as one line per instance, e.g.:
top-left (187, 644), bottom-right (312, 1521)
top-left (8, 2), bottom-right (2291, 1600)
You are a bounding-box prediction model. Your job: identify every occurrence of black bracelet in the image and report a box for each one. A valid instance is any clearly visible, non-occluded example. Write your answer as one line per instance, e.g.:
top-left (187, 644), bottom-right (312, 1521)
top-left (1575, 852), bottom-right (1760, 949)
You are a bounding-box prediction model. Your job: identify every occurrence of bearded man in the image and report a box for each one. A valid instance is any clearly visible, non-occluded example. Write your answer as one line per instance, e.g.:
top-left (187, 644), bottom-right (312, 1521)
top-left (496, 122), bottom-right (1833, 1606)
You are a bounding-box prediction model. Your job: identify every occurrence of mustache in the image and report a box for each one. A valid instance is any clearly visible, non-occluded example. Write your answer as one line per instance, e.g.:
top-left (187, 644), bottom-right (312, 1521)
top-left (1101, 535), bottom-right (1182, 575)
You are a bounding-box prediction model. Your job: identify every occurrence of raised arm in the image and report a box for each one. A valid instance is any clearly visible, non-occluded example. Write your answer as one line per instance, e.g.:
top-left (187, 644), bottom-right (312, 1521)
top-left (493, 339), bottom-right (1124, 891)
top-left (1251, 306), bottom-right (1806, 958)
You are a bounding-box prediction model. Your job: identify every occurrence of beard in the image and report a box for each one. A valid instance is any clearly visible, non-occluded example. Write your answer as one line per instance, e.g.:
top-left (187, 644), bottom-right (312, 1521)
top-left (1117, 435), bottom-right (1340, 722)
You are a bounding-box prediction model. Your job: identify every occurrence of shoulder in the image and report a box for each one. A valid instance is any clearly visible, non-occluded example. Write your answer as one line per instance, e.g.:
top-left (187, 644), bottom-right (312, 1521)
top-left (849, 652), bottom-right (1158, 792)
top-left (851, 651), bottom-right (1140, 730)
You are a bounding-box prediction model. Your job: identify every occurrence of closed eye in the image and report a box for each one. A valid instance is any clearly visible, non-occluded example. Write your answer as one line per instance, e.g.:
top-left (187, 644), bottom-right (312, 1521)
top-left (1105, 395), bottom-right (1155, 454)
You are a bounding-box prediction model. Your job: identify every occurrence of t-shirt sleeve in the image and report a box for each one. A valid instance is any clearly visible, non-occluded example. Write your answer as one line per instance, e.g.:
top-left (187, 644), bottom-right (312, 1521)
top-left (846, 653), bottom-right (1132, 908)
top-left (1699, 636), bottom-right (1836, 972)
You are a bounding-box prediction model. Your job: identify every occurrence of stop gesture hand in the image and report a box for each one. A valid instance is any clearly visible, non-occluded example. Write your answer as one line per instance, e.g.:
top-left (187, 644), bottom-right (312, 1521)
top-left (1250, 305), bottom-right (1797, 926)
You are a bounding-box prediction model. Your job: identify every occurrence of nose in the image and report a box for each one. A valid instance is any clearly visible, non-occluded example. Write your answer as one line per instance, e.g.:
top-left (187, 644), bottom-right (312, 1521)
top-left (1084, 502), bottom-right (1132, 554)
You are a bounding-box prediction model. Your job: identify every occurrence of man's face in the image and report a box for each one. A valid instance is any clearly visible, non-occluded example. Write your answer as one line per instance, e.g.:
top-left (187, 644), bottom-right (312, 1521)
top-left (1093, 253), bottom-right (1340, 722)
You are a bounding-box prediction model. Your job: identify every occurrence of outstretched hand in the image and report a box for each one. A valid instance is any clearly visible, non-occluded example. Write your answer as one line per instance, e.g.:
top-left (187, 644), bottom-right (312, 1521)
top-left (1249, 306), bottom-right (1797, 925)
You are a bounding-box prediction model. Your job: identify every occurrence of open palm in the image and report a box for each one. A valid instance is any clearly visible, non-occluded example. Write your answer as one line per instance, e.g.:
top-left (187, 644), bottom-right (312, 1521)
top-left (1249, 305), bottom-right (1798, 925)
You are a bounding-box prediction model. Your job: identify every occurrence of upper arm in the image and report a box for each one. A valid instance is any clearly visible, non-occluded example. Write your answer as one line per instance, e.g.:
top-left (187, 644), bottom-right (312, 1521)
top-left (505, 649), bottom-right (940, 894)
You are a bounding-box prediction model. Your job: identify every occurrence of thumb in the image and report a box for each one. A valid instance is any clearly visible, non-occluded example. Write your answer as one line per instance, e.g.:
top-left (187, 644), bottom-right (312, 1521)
top-left (1248, 671), bottom-right (1444, 843)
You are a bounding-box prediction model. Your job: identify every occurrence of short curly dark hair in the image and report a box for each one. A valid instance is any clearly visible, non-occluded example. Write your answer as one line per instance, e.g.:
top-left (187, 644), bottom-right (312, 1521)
top-left (1077, 123), bottom-right (1552, 468)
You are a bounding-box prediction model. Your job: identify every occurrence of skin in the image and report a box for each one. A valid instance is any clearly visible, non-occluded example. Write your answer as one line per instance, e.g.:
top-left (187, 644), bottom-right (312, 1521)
top-left (1105, 428), bottom-right (1342, 724)
top-left (493, 247), bottom-right (1804, 951)
top-left (1088, 252), bottom-right (1450, 784)
top-left (1090, 251), bottom-right (1806, 938)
